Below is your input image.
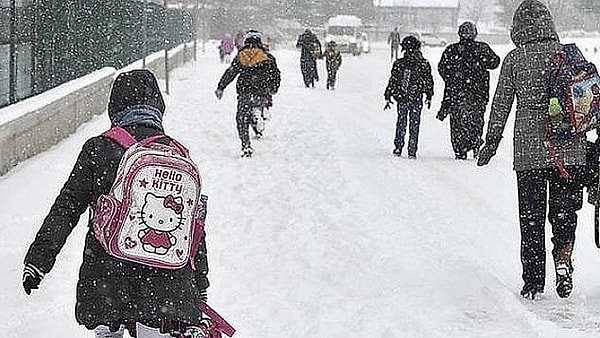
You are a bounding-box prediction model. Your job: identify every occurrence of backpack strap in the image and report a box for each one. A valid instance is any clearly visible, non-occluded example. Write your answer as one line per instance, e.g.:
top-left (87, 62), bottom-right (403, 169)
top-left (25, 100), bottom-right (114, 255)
top-left (102, 127), bottom-right (137, 149)
top-left (103, 127), bottom-right (190, 157)
top-left (544, 123), bottom-right (571, 180)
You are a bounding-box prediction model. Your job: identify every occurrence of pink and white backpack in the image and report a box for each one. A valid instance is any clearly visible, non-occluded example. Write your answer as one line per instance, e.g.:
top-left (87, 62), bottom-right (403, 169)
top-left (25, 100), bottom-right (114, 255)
top-left (91, 127), bottom-right (205, 270)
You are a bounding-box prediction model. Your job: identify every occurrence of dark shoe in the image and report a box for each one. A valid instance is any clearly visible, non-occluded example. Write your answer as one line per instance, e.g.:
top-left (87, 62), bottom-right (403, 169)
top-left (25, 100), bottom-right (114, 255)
top-left (392, 148), bottom-right (402, 157)
top-left (553, 243), bottom-right (574, 298)
top-left (455, 153), bottom-right (467, 160)
top-left (520, 283), bottom-right (544, 300)
top-left (555, 263), bottom-right (573, 298)
top-left (408, 153), bottom-right (417, 159)
top-left (241, 146), bottom-right (253, 158)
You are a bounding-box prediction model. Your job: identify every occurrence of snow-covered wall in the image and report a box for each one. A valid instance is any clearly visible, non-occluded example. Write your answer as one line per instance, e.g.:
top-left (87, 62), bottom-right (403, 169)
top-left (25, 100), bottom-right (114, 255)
top-left (0, 42), bottom-right (195, 176)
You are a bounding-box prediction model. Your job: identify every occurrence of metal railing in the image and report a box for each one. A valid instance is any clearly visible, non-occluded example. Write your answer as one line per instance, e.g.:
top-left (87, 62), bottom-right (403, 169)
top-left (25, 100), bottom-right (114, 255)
top-left (1, 0), bottom-right (194, 108)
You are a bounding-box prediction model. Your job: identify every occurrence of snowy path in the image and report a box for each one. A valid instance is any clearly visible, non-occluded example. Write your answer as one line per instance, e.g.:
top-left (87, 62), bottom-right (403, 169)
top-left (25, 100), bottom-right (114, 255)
top-left (3, 40), bottom-right (600, 337)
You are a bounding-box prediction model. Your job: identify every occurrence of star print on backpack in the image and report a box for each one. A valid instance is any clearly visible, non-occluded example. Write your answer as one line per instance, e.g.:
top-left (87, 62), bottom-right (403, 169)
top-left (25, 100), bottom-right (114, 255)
top-left (91, 127), bottom-right (206, 270)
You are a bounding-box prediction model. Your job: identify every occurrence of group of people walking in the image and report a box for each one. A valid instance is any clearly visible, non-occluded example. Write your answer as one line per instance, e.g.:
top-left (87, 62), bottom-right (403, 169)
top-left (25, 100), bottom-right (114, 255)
top-left (19, 3), bottom-right (593, 338)
top-left (385, 22), bottom-right (499, 161)
top-left (384, 0), bottom-right (587, 301)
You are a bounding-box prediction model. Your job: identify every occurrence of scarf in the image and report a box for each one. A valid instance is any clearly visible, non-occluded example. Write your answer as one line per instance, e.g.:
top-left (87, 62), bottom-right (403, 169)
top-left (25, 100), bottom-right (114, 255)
top-left (109, 104), bottom-right (164, 132)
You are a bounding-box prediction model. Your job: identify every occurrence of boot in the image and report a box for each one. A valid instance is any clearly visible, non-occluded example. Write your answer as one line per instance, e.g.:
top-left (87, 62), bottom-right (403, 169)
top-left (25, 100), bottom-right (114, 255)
top-left (553, 243), bottom-right (574, 298)
top-left (520, 283), bottom-right (544, 300)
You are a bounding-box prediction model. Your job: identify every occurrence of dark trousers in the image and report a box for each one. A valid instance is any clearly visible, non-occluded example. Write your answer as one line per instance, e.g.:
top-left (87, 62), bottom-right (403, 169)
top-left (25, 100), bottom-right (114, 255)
top-left (326, 68), bottom-right (338, 89)
top-left (391, 46), bottom-right (399, 60)
top-left (516, 166), bottom-right (584, 289)
top-left (236, 100), bottom-right (253, 149)
top-left (300, 58), bottom-right (318, 87)
top-left (394, 101), bottom-right (422, 155)
top-left (449, 102), bottom-right (485, 156)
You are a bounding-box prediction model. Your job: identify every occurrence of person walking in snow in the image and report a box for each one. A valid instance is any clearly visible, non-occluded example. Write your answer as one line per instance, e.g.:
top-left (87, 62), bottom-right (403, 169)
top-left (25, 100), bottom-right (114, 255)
top-left (384, 35), bottom-right (434, 159)
top-left (219, 33), bottom-right (235, 63)
top-left (22, 70), bottom-right (210, 337)
top-left (215, 30), bottom-right (281, 157)
top-left (437, 21), bottom-right (500, 160)
top-left (388, 27), bottom-right (402, 61)
top-left (324, 41), bottom-right (342, 90)
top-left (477, 0), bottom-right (587, 300)
top-left (296, 28), bottom-right (322, 88)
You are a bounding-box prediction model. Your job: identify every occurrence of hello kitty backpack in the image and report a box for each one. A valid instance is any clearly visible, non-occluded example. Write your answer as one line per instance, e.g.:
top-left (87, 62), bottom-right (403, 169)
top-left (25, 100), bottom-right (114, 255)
top-left (91, 127), bottom-right (206, 270)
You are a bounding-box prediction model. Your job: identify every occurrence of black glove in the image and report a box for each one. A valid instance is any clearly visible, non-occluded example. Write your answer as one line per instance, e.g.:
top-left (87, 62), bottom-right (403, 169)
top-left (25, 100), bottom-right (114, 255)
top-left (477, 142), bottom-right (498, 166)
top-left (23, 263), bottom-right (44, 295)
top-left (214, 89), bottom-right (224, 100)
top-left (436, 110), bottom-right (446, 121)
top-left (384, 100), bottom-right (393, 110)
top-left (199, 288), bottom-right (208, 302)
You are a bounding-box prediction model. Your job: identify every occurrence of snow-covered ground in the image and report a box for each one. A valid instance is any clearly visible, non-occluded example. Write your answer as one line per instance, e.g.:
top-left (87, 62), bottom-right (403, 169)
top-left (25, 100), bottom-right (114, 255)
top-left (3, 37), bottom-right (600, 337)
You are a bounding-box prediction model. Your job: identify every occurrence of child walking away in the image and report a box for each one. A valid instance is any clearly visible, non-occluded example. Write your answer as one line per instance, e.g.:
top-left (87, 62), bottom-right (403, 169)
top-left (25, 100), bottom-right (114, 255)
top-left (219, 34), bottom-right (235, 63)
top-left (477, 0), bottom-right (587, 300)
top-left (324, 41), bottom-right (342, 90)
top-left (384, 35), bottom-right (434, 159)
top-left (215, 29), bottom-right (281, 158)
top-left (21, 70), bottom-right (234, 338)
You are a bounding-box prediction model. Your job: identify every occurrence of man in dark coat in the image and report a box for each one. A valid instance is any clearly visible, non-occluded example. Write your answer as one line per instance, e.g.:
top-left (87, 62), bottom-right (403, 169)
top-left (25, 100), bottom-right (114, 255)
top-left (215, 30), bottom-right (281, 157)
top-left (22, 69), bottom-right (210, 337)
top-left (384, 36), bottom-right (434, 159)
top-left (477, 0), bottom-right (587, 300)
top-left (388, 27), bottom-right (402, 61)
top-left (296, 29), bottom-right (322, 88)
top-left (437, 21), bottom-right (500, 160)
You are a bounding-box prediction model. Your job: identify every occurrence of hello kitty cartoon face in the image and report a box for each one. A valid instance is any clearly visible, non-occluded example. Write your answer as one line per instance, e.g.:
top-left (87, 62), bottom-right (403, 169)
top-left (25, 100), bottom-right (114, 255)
top-left (139, 193), bottom-right (185, 232)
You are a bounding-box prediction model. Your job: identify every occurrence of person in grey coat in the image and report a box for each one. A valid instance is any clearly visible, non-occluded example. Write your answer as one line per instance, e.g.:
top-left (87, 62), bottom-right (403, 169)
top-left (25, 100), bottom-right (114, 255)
top-left (477, 0), bottom-right (586, 300)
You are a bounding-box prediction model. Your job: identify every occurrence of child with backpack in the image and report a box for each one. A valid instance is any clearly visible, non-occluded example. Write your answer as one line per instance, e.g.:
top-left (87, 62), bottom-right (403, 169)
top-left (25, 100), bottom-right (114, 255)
top-left (384, 35), bottom-right (434, 159)
top-left (477, 0), bottom-right (588, 300)
top-left (22, 70), bottom-right (213, 338)
top-left (215, 30), bottom-right (281, 158)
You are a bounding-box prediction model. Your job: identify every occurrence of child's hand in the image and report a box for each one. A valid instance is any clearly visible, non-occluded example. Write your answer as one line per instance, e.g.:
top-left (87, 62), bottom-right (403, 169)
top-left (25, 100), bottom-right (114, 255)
top-left (23, 263), bottom-right (44, 295)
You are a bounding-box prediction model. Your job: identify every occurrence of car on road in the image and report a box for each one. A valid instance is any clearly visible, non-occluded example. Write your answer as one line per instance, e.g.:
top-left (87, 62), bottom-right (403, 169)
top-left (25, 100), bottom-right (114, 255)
top-left (409, 32), bottom-right (448, 47)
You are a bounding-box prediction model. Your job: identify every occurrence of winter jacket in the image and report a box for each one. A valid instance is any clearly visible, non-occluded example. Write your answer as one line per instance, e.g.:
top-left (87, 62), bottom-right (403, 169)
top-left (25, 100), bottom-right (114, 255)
top-left (325, 47), bottom-right (342, 72)
top-left (384, 50), bottom-right (434, 103)
top-left (296, 31), bottom-right (322, 61)
top-left (217, 43), bottom-right (281, 99)
top-left (24, 70), bottom-right (209, 335)
top-left (484, 0), bottom-right (586, 171)
top-left (438, 38), bottom-right (500, 118)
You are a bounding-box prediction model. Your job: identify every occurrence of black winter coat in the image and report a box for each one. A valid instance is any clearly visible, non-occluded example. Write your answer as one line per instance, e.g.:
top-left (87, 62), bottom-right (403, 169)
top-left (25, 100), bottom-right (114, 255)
top-left (24, 125), bottom-right (209, 334)
top-left (384, 51), bottom-right (434, 103)
top-left (325, 48), bottom-right (342, 72)
top-left (296, 31), bottom-right (322, 61)
top-left (438, 39), bottom-right (500, 117)
top-left (217, 44), bottom-right (281, 99)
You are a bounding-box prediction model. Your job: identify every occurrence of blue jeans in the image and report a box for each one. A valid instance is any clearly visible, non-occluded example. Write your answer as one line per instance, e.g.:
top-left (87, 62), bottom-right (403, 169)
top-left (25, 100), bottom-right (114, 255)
top-left (394, 101), bottom-right (422, 155)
